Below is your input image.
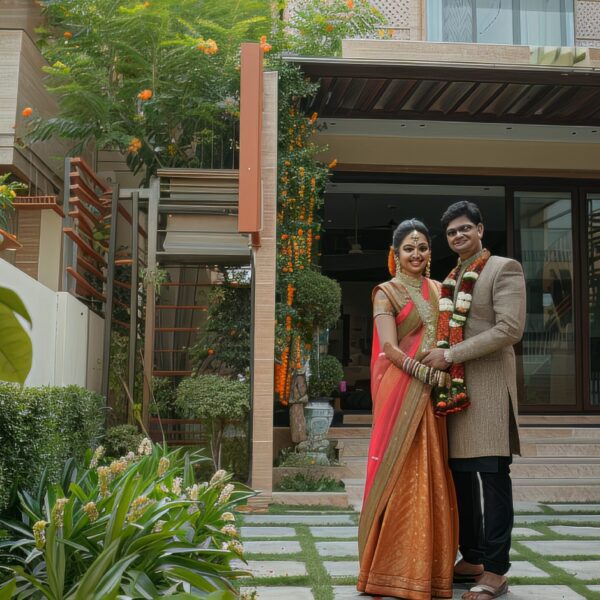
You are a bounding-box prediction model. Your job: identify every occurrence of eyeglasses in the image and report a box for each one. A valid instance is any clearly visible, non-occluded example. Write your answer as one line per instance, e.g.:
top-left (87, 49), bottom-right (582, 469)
top-left (446, 224), bottom-right (475, 238)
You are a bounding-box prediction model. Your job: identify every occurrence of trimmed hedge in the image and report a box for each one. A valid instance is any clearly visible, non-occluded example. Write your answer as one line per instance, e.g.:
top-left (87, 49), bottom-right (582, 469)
top-left (0, 384), bottom-right (104, 513)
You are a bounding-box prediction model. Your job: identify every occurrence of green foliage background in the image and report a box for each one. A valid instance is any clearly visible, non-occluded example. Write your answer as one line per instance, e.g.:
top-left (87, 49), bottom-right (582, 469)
top-left (0, 384), bottom-right (104, 514)
top-left (31, 0), bottom-right (271, 183)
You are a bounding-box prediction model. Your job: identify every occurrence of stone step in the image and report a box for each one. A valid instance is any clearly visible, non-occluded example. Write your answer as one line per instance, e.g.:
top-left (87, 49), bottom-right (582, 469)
top-left (337, 439), bottom-right (371, 457)
top-left (520, 441), bottom-right (600, 458)
top-left (342, 414), bottom-right (372, 425)
top-left (512, 483), bottom-right (600, 503)
top-left (520, 427), bottom-right (600, 440)
top-left (340, 414), bottom-right (600, 427)
top-left (341, 456), bottom-right (367, 478)
top-left (511, 462), bottom-right (600, 479)
top-left (328, 426), bottom-right (372, 439)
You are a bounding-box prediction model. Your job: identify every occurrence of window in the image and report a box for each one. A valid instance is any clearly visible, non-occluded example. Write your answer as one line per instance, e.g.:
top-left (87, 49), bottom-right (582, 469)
top-left (427, 0), bottom-right (574, 46)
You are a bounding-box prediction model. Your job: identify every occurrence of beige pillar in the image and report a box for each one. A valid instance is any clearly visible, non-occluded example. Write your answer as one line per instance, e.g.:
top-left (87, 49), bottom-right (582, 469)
top-left (249, 71), bottom-right (278, 507)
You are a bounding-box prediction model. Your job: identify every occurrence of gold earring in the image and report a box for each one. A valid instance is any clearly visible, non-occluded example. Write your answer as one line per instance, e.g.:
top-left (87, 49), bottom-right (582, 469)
top-left (394, 253), bottom-right (402, 277)
top-left (425, 256), bottom-right (431, 278)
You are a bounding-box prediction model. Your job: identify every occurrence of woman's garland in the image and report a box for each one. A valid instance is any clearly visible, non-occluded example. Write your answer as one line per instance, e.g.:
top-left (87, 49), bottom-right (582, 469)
top-left (434, 249), bottom-right (491, 416)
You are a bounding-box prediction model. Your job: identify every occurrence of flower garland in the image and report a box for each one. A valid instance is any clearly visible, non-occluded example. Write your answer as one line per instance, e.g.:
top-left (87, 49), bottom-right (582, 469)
top-left (433, 249), bottom-right (491, 416)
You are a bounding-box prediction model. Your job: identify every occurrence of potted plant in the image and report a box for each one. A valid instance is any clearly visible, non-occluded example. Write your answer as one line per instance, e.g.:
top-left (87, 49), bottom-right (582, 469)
top-left (298, 353), bottom-right (344, 463)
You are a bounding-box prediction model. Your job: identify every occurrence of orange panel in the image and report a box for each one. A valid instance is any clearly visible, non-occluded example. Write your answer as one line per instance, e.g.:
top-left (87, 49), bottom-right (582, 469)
top-left (238, 42), bottom-right (263, 238)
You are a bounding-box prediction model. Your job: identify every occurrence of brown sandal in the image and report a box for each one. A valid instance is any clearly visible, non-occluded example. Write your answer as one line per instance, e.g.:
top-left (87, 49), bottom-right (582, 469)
top-left (461, 580), bottom-right (508, 599)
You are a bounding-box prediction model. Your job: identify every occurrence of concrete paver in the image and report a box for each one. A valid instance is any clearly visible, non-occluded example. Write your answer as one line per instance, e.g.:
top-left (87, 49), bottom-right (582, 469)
top-left (514, 501), bottom-right (545, 513)
top-left (240, 526), bottom-right (296, 538)
top-left (310, 526), bottom-right (358, 538)
top-left (244, 540), bottom-right (302, 554)
top-left (515, 514), bottom-right (600, 524)
top-left (512, 527), bottom-right (544, 537)
top-left (323, 560), bottom-right (360, 577)
top-left (547, 504), bottom-right (600, 513)
top-left (522, 540), bottom-right (600, 556)
top-left (507, 561), bottom-right (549, 578)
top-left (241, 586), bottom-right (314, 599)
top-left (243, 514), bottom-right (354, 525)
top-left (549, 525), bottom-right (600, 537)
top-left (550, 560), bottom-right (600, 580)
top-left (231, 559), bottom-right (307, 578)
top-left (332, 585), bottom-right (585, 599)
top-left (315, 541), bottom-right (358, 557)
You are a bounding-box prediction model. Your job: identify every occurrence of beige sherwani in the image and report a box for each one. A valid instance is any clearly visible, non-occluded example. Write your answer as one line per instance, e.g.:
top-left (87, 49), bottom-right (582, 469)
top-left (447, 255), bottom-right (526, 459)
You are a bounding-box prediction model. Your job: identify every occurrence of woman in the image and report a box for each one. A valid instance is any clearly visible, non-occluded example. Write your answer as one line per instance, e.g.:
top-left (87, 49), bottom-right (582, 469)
top-left (357, 219), bottom-right (458, 600)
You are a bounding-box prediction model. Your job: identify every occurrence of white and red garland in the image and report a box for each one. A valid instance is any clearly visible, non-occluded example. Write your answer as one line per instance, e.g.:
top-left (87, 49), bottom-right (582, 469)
top-left (434, 249), bottom-right (491, 416)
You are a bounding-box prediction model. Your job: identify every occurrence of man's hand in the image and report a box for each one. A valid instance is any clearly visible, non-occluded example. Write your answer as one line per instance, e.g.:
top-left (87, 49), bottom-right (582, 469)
top-left (422, 348), bottom-right (451, 370)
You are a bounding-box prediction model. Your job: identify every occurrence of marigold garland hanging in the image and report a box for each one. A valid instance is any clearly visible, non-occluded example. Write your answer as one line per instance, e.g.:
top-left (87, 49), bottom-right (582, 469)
top-left (434, 249), bottom-right (491, 416)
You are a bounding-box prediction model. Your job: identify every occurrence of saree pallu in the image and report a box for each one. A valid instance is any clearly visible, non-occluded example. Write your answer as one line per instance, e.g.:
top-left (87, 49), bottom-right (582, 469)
top-left (357, 279), bottom-right (458, 600)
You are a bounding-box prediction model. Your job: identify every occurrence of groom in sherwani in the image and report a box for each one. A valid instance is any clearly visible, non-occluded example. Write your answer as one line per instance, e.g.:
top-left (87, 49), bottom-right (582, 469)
top-left (423, 200), bottom-right (526, 600)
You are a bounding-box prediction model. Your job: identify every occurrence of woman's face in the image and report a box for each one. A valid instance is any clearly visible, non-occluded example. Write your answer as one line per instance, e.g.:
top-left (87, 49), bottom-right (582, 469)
top-left (397, 230), bottom-right (430, 276)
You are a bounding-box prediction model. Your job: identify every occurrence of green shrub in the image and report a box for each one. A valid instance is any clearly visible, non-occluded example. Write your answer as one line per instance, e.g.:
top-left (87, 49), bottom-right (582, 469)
top-left (150, 376), bottom-right (179, 417)
top-left (277, 472), bottom-right (345, 492)
top-left (308, 354), bottom-right (344, 399)
top-left (0, 440), bottom-right (253, 598)
top-left (293, 269), bottom-right (341, 329)
top-left (0, 384), bottom-right (104, 514)
top-left (103, 424), bottom-right (143, 457)
top-left (176, 375), bottom-right (250, 471)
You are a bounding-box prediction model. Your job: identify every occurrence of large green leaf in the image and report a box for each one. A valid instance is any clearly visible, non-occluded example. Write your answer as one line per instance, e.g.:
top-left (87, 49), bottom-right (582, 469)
top-left (0, 287), bottom-right (32, 325)
top-left (0, 287), bottom-right (32, 384)
top-left (0, 578), bottom-right (16, 600)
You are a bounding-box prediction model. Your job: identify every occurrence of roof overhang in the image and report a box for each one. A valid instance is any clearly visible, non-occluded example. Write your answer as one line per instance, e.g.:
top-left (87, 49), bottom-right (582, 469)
top-left (287, 56), bottom-right (600, 126)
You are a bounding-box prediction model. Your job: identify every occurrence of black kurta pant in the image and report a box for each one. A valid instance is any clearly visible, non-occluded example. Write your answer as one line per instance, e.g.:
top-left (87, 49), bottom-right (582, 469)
top-left (450, 456), bottom-right (514, 575)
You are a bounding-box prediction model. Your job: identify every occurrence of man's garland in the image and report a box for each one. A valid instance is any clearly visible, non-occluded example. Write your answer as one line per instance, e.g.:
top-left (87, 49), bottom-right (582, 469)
top-left (434, 249), bottom-right (491, 416)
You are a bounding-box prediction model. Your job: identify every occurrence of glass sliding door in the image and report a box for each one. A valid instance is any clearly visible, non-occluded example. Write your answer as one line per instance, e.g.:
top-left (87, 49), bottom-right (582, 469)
top-left (588, 194), bottom-right (600, 408)
top-left (513, 191), bottom-right (577, 408)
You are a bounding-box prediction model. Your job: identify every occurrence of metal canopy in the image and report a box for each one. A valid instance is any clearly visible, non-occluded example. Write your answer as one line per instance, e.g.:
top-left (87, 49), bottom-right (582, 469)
top-left (289, 57), bottom-right (600, 126)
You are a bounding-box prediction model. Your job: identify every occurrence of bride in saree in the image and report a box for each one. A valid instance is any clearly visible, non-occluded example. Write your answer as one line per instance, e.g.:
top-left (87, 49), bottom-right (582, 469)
top-left (357, 219), bottom-right (459, 600)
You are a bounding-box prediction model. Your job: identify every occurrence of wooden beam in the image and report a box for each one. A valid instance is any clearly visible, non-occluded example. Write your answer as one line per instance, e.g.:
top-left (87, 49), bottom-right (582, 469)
top-left (238, 42), bottom-right (263, 238)
top-left (66, 267), bottom-right (106, 301)
top-left (63, 227), bottom-right (106, 265)
top-left (70, 157), bottom-right (111, 193)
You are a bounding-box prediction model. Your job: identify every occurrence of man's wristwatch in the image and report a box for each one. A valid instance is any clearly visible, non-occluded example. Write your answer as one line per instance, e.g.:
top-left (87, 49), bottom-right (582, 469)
top-left (443, 349), bottom-right (453, 364)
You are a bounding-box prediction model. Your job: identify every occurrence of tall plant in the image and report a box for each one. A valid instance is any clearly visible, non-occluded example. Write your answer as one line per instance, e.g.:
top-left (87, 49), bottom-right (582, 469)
top-left (267, 2), bottom-right (381, 404)
top-left (0, 441), bottom-right (252, 598)
top-left (28, 0), bottom-right (270, 184)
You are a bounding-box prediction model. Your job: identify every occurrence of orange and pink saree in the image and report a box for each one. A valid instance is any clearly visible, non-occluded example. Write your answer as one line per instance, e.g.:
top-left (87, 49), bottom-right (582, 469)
top-left (357, 278), bottom-right (458, 600)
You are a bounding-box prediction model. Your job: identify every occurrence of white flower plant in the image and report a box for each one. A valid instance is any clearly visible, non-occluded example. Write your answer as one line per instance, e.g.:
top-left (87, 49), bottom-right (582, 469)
top-left (0, 439), bottom-right (254, 599)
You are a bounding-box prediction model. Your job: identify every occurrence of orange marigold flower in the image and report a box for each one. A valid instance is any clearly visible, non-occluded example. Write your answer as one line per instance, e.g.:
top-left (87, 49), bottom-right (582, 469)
top-left (309, 112), bottom-right (318, 124)
top-left (197, 38), bottom-right (218, 55)
top-left (325, 23), bottom-right (334, 33)
top-left (143, 1), bottom-right (150, 6)
top-left (63, 31), bottom-right (72, 39)
top-left (22, 107), bottom-right (33, 118)
top-left (128, 137), bottom-right (142, 153)
top-left (260, 35), bottom-right (267, 44)
top-left (328, 158), bottom-right (338, 169)
top-left (346, 0), bottom-right (354, 8)
top-left (207, 348), bottom-right (215, 355)
top-left (137, 89), bottom-right (153, 101)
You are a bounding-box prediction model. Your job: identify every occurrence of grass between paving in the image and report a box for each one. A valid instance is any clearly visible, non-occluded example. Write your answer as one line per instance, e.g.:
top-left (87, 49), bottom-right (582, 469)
top-left (238, 505), bottom-right (600, 600)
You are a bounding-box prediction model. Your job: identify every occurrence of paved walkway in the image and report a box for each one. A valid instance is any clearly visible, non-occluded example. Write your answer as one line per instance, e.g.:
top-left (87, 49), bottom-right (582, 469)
top-left (237, 502), bottom-right (600, 600)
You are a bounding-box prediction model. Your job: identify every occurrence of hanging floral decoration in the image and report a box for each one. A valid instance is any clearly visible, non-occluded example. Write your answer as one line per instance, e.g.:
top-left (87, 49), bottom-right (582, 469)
top-left (273, 66), bottom-right (333, 405)
top-left (434, 249), bottom-right (491, 415)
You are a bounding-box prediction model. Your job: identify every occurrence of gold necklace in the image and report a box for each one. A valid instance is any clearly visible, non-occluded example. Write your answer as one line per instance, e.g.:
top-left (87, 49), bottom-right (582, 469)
top-left (394, 273), bottom-right (436, 351)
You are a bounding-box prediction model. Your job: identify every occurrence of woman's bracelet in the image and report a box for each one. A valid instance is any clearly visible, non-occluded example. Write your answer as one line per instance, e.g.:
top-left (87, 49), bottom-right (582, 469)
top-left (383, 342), bottom-right (449, 388)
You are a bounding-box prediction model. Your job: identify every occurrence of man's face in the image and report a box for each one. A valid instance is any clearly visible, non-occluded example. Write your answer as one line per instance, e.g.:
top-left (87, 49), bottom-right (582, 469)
top-left (445, 215), bottom-right (484, 260)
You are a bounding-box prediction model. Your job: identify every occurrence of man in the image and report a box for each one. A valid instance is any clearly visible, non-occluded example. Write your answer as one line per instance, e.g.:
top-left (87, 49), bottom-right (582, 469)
top-left (423, 200), bottom-right (526, 600)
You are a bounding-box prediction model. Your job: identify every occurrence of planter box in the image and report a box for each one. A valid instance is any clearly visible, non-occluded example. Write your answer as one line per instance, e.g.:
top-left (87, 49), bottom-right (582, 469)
top-left (272, 491), bottom-right (349, 508)
top-left (273, 465), bottom-right (348, 485)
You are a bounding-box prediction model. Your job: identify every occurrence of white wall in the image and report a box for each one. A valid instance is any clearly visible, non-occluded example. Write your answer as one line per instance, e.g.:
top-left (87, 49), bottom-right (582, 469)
top-left (0, 258), bottom-right (104, 390)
